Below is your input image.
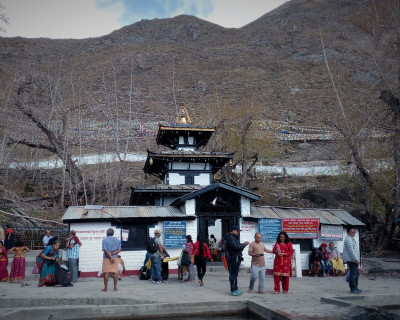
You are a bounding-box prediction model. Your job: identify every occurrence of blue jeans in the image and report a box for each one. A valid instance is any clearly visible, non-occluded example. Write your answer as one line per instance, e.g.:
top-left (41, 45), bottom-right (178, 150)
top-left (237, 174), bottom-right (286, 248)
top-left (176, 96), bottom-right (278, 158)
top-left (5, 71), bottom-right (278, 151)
top-left (347, 261), bottom-right (359, 291)
top-left (151, 256), bottom-right (162, 282)
top-left (188, 263), bottom-right (195, 281)
top-left (321, 260), bottom-right (332, 275)
top-left (228, 256), bottom-right (241, 292)
top-left (68, 258), bottom-right (78, 282)
top-left (144, 252), bottom-right (151, 266)
top-left (249, 265), bottom-right (266, 291)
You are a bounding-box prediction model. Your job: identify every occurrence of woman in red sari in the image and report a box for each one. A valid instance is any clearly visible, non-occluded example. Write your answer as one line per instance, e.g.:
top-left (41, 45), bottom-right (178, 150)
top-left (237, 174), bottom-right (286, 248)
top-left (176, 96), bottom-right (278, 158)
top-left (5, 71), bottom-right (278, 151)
top-left (273, 231), bottom-right (293, 294)
top-left (0, 240), bottom-right (8, 282)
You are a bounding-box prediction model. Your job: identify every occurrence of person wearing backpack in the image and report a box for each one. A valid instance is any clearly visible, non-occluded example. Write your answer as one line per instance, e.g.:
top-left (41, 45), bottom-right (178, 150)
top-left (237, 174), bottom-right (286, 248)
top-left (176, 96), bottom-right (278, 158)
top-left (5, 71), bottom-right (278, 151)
top-left (225, 226), bottom-right (249, 296)
top-left (150, 229), bottom-right (165, 284)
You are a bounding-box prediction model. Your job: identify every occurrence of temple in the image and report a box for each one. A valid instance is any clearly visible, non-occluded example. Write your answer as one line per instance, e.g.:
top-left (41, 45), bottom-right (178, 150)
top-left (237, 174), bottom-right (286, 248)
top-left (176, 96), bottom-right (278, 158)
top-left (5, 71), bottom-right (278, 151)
top-left (62, 107), bottom-right (364, 277)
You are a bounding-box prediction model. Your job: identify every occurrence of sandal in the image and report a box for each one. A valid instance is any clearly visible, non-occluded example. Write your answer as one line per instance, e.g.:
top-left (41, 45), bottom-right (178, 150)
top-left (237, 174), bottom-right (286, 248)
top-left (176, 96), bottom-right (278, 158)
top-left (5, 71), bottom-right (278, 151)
top-left (198, 280), bottom-right (204, 286)
top-left (274, 291), bottom-right (279, 294)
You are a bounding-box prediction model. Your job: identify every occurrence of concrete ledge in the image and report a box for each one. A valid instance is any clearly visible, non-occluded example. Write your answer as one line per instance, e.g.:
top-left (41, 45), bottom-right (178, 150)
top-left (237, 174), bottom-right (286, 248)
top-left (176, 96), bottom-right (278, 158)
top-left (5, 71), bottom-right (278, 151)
top-left (1, 300), bottom-right (248, 320)
top-left (247, 300), bottom-right (292, 320)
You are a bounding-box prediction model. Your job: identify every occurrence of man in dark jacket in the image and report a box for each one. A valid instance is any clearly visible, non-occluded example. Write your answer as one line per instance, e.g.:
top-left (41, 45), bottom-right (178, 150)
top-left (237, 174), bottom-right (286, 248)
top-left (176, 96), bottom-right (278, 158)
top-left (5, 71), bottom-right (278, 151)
top-left (225, 226), bottom-right (249, 296)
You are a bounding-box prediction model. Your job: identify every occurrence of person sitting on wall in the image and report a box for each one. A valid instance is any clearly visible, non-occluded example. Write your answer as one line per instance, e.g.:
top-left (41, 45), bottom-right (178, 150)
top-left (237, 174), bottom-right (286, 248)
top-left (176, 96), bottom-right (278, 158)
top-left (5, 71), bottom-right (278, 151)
top-left (317, 243), bottom-right (332, 277)
top-left (209, 234), bottom-right (217, 261)
top-left (328, 242), bottom-right (345, 276)
top-left (308, 248), bottom-right (322, 277)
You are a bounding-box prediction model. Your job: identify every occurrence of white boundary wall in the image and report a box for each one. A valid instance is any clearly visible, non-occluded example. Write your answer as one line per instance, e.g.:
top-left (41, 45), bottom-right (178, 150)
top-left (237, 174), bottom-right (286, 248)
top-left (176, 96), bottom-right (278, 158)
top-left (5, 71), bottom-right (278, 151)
top-left (72, 220), bottom-right (198, 273)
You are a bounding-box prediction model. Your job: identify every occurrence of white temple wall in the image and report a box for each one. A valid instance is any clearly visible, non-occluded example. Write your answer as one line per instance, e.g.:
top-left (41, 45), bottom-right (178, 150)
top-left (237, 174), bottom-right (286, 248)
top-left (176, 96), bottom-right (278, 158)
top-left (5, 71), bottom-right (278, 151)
top-left (168, 172), bottom-right (185, 185)
top-left (240, 196), bottom-right (251, 217)
top-left (71, 219), bottom-right (199, 275)
top-left (194, 173), bottom-right (210, 185)
top-left (185, 199), bottom-right (196, 215)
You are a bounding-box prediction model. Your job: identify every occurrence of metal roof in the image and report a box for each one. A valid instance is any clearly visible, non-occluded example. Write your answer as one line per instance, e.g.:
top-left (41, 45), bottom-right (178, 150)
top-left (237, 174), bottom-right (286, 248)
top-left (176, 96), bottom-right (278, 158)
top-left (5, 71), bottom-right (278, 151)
top-left (62, 206), bottom-right (193, 222)
top-left (251, 206), bottom-right (364, 226)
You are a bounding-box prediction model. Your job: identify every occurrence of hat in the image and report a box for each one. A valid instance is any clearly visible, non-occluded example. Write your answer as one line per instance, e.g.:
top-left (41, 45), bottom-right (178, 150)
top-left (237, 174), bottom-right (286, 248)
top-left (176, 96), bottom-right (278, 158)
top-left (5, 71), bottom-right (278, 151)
top-left (321, 243), bottom-right (327, 248)
top-left (154, 229), bottom-right (162, 234)
top-left (231, 226), bottom-right (242, 232)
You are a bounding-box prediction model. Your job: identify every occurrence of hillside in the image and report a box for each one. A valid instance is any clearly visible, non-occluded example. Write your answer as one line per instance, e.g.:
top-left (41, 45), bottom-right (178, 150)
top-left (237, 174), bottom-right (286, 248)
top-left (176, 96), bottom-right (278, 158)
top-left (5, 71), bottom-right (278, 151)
top-left (1, 0), bottom-right (397, 129)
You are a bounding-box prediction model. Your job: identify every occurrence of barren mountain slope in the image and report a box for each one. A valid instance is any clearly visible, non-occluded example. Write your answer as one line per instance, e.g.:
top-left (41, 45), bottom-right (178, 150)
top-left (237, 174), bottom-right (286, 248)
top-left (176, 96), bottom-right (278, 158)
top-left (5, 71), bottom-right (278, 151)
top-left (0, 0), bottom-right (397, 158)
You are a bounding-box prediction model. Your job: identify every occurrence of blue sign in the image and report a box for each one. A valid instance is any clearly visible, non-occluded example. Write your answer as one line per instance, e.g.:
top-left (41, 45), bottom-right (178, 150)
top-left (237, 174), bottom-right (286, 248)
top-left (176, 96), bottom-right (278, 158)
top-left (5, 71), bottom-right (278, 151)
top-left (164, 221), bottom-right (187, 248)
top-left (259, 219), bottom-right (281, 241)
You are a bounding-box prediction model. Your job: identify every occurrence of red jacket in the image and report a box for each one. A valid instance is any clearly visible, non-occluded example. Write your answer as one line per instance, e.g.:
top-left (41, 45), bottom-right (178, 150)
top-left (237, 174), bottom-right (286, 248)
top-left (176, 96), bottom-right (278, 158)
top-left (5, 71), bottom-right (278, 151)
top-left (191, 241), bottom-right (212, 260)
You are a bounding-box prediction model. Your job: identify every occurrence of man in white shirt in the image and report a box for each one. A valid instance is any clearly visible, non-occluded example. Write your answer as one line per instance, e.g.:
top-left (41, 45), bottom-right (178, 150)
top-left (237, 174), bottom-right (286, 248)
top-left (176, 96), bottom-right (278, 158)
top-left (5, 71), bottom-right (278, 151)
top-left (43, 229), bottom-right (53, 247)
top-left (342, 227), bottom-right (362, 294)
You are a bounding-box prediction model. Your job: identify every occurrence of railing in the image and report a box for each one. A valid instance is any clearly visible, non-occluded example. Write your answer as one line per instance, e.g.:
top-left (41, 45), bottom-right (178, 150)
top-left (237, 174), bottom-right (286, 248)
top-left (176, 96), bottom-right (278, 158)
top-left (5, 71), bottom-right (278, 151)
top-left (1, 225), bottom-right (69, 250)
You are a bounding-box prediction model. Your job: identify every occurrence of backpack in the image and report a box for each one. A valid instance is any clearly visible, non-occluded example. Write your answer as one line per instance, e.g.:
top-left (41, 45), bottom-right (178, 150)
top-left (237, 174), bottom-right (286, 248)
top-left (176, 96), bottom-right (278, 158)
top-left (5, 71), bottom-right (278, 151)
top-left (139, 265), bottom-right (150, 280)
top-left (180, 251), bottom-right (191, 266)
top-left (146, 237), bottom-right (157, 254)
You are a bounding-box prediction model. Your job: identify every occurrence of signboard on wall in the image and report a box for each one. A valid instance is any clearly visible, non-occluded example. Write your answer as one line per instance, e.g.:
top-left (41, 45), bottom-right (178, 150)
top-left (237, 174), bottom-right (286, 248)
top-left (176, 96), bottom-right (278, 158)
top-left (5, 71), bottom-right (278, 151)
top-left (282, 218), bottom-right (320, 239)
top-left (241, 220), bottom-right (258, 235)
top-left (164, 221), bottom-right (186, 248)
top-left (259, 219), bottom-right (281, 241)
top-left (321, 225), bottom-right (343, 240)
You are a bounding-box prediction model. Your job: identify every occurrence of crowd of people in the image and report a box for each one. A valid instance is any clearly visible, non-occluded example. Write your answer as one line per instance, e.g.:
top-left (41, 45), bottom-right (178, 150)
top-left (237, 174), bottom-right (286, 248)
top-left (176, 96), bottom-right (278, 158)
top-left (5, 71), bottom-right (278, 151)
top-left (0, 225), bottom-right (362, 295)
top-left (0, 228), bottom-right (82, 287)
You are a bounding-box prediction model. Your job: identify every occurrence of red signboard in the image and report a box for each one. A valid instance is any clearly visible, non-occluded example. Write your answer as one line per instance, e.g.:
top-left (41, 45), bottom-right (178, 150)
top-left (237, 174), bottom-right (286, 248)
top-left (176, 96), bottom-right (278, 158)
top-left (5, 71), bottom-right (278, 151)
top-left (281, 218), bottom-right (320, 239)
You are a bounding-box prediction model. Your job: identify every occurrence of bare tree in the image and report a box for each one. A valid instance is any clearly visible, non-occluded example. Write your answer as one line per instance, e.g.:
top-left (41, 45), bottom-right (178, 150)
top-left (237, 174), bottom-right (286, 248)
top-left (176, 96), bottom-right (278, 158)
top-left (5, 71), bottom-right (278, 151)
top-left (7, 73), bottom-right (85, 206)
top-left (210, 102), bottom-right (275, 188)
top-left (0, 3), bottom-right (9, 33)
top-left (320, 0), bottom-right (400, 250)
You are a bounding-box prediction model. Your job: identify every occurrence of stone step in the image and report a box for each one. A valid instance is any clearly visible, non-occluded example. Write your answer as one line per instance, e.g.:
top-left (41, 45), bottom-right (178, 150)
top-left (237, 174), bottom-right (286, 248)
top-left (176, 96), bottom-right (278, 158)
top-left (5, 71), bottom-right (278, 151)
top-left (6, 266), bottom-right (40, 282)
top-left (8, 249), bottom-right (66, 267)
top-left (207, 265), bottom-right (250, 276)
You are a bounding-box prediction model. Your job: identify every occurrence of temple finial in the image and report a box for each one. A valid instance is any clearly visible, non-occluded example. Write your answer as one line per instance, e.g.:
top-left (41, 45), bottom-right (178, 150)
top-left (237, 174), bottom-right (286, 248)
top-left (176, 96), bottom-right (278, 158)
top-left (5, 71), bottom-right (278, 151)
top-left (176, 105), bottom-right (192, 124)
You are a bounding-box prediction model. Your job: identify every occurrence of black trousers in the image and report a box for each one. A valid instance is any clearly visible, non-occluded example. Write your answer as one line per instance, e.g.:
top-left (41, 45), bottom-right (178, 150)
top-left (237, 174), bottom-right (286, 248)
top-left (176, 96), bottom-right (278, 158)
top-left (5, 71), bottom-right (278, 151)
top-left (196, 259), bottom-right (206, 281)
top-left (228, 256), bottom-right (241, 292)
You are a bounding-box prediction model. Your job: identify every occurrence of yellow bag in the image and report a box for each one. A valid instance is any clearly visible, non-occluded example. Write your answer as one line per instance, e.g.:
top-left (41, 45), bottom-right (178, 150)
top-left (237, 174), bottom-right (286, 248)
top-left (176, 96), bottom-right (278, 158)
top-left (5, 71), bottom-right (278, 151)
top-left (145, 258), bottom-right (152, 269)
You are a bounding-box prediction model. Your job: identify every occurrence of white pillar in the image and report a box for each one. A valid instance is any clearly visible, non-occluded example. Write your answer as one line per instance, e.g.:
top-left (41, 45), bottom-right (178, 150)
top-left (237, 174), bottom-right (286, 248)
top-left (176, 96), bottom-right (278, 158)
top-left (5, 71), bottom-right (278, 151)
top-left (292, 244), bottom-right (302, 278)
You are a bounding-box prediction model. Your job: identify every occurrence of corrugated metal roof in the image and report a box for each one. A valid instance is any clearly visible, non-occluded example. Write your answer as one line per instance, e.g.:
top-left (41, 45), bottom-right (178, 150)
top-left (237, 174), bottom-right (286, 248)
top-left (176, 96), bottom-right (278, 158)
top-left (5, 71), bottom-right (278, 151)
top-left (62, 206), bottom-right (190, 221)
top-left (251, 206), bottom-right (364, 226)
top-left (251, 207), bottom-right (280, 219)
top-left (327, 209), bottom-right (365, 226)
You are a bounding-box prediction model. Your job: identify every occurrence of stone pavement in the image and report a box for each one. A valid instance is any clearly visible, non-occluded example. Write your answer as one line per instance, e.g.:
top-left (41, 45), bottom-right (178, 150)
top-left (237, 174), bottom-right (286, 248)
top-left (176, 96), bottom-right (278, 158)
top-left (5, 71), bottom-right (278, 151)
top-left (1, 255), bottom-right (400, 320)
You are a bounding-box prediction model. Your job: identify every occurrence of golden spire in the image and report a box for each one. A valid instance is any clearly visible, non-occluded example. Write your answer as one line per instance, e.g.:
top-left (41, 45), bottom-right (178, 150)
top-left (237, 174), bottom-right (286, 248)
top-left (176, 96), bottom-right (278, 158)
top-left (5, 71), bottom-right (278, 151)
top-left (176, 106), bottom-right (192, 124)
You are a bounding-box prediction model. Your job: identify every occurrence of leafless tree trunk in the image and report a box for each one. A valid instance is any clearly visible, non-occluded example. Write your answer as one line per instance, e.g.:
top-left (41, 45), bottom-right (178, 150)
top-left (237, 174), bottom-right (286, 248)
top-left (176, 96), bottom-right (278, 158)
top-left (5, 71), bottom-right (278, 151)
top-left (8, 75), bottom-right (84, 205)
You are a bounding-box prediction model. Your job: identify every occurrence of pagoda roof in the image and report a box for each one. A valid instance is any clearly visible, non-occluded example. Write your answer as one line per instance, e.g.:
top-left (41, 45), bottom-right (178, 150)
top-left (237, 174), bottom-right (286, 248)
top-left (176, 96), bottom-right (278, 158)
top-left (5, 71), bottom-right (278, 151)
top-left (170, 181), bottom-right (260, 206)
top-left (156, 124), bottom-right (215, 149)
top-left (144, 149), bottom-right (233, 179)
top-left (132, 184), bottom-right (204, 193)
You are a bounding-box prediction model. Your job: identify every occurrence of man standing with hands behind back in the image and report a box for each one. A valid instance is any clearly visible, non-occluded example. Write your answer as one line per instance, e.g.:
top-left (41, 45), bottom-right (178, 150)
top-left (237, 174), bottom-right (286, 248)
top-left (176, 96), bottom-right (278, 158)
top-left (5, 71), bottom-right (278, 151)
top-left (248, 232), bottom-right (273, 294)
top-left (101, 228), bottom-right (121, 292)
top-left (343, 227), bottom-right (362, 294)
top-left (151, 229), bottom-right (165, 284)
top-left (66, 230), bottom-right (81, 284)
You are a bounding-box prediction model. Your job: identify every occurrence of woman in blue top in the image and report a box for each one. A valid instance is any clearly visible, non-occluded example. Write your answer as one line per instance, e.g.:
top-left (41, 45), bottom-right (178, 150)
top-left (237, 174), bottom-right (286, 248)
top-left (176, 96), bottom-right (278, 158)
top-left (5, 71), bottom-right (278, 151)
top-left (38, 237), bottom-right (59, 287)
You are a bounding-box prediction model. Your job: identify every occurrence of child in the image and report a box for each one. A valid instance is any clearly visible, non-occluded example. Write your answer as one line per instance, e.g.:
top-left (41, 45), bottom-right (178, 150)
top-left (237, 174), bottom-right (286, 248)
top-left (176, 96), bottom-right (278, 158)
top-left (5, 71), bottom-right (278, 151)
top-left (8, 240), bottom-right (30, 283)
top-left (0, 240), bottom-right (8, 282)
top-left (117, 255), bottom-right (125, 280)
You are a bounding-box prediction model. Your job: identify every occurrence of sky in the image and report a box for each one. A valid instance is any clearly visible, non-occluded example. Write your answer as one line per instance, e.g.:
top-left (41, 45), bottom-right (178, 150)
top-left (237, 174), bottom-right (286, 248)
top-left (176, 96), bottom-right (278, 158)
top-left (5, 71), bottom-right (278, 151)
top-left (0, 0), bottom-right (288, 39)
